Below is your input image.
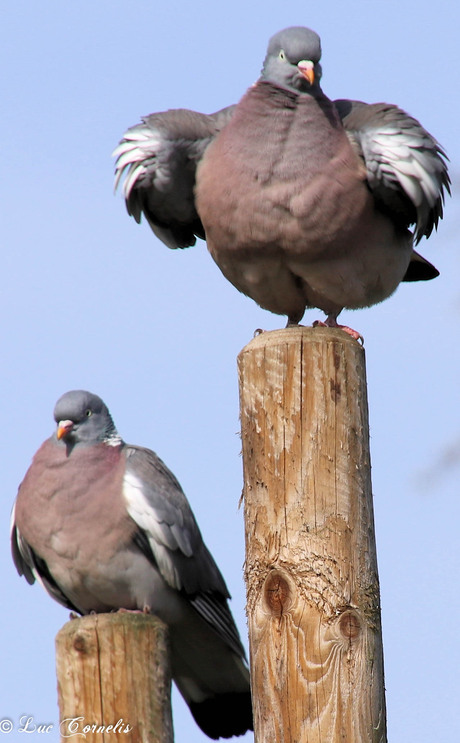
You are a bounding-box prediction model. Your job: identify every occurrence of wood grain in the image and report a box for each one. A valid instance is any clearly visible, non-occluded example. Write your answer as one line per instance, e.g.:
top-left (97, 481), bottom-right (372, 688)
top-left (56, 612), bottom-right (173, 742)
top-left (238, 326), bottom-right (387, 743)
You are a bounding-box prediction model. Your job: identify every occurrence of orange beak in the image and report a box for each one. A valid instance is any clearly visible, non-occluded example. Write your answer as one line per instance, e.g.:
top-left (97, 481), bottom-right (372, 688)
top-left (298, 60), bottom-right (315, 85)
top-left (57, 420), bottom-right (74, 440)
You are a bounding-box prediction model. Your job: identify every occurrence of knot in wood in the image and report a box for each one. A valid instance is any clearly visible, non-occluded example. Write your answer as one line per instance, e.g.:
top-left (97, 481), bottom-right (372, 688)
top-left (338, 610), bottom-right (361, 641)
top-left (264, 569), bottom-right (292, 616)
top-left (72, 631), bottom-right (93, 655)
top-left (329, 378), bottom-right (341, 402)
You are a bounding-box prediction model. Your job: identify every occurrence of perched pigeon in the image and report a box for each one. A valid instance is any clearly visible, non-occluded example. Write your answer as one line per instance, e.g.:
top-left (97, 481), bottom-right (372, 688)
top-left (114, 26), bottom-right (450, 333)
top-left (11, 390), bottom-right (252, 740)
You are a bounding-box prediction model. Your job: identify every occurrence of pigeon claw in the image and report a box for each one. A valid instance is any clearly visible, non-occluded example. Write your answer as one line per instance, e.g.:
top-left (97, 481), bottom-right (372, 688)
top-left (312, 319), bottom-right (364, 344)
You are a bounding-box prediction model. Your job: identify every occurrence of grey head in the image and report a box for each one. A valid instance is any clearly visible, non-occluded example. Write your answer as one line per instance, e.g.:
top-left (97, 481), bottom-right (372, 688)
top-left (261, 26), bottom-right (323, 93)
top-left (53, 390), bottom-right (120, 446)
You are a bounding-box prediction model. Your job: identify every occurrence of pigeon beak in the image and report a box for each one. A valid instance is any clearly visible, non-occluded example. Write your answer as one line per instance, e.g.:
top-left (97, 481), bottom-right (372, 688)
top-left (57, 420), bottom-right (74, 440)
top-left (298, 60), bottom-right (315, 85)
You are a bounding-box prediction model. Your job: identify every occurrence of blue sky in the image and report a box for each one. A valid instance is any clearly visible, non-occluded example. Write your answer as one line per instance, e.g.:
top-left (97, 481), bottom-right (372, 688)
top-left (1, 1), bottom-right (459, 741)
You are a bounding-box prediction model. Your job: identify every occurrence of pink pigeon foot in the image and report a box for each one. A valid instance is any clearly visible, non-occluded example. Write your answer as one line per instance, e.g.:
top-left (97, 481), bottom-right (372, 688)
top-left (313, 318), bottom-right (364, 344)
top-left (118, 605), bottom-right (151, 615)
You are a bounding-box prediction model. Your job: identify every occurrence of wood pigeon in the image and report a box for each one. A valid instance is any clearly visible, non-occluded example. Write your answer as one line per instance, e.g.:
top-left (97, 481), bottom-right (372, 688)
top-left (113, 26), bottom-right (450, 334)
top-left (11, 390), bottom-right (252, 739)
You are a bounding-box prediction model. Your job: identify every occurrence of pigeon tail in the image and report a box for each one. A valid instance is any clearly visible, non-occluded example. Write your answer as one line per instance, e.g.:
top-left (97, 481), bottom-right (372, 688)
top-left (188, 691), bottom-right (253, 739)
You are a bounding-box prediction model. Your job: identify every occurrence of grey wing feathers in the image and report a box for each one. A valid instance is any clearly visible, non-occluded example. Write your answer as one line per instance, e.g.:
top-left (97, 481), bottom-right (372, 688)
top-left (113, 106), bottom-right (236, 249)
top-left (124, 445), bottom-right (245, 657)
top-left (190, 592), bottom-right (246, 659)
top-left (335, 99), bottom-right (450, 243)
top-left (123, 444), bottom-right (222, 590)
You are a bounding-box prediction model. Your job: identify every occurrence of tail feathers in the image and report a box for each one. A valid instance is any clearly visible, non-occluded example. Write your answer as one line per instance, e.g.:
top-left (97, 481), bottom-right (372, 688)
top-left (189, 691), bottom-right (253, 739)
top-left (403, 251), bottom-right (439, 282)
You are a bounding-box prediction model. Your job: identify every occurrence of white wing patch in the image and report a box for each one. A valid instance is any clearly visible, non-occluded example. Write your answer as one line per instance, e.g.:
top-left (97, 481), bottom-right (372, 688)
top-left (123, 470), bottom-right (191, 590)
top-left (364, 127), bottom-right (444, 205)
top-left (357, 118), bottom-right (449, 243)
top-left (113, 126), bottom-right (162, 199)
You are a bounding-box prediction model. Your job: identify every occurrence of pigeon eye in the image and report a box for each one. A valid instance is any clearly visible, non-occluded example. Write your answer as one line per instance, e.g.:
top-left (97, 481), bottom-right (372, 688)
top-left (279, 50), bottom-right (286, 61)
top-left (85, 409), bottom-right (92, 417)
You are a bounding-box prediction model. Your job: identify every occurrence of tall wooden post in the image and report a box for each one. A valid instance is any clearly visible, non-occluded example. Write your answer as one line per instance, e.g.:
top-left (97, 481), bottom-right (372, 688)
top-left (56, 612), bottom-right (174, 743)
top-left (238, 326), bottom-right (387, 743)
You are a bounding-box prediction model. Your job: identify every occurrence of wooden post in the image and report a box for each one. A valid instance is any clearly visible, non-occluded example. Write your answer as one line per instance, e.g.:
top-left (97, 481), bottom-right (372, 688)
top-left (56, 613), bottom-right (174, 743)
top-left (238, 326), bottom-right (387, 743)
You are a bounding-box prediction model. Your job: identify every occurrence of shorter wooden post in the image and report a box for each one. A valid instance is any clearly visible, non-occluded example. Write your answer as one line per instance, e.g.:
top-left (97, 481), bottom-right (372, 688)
top-left (56, 613), bottom-right (173, 743)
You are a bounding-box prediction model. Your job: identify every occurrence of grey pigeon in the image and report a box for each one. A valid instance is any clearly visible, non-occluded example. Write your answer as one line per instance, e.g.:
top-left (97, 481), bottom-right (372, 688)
top-left (113, 26), bottom-right (450, 333)
top-left (11, 390), bottom-right (252, 740)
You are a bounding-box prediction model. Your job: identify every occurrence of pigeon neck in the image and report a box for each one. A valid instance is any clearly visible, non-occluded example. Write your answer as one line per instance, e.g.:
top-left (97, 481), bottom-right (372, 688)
top-left (103, 429), bottom-right (123, 447)
top-left (258, 76), bottom-right (322, 99)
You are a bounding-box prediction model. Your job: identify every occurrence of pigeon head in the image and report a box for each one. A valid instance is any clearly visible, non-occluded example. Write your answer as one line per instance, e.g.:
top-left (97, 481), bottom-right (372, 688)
top-left (53, 390), bottom-right (120, 446)
top-left (261, 26), bottom-right (322, 92)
